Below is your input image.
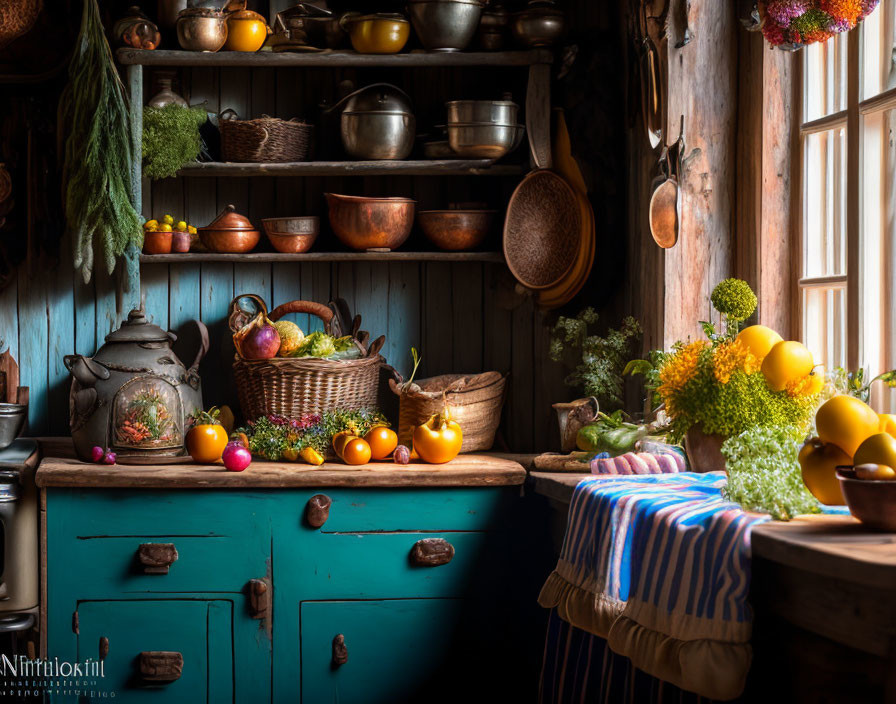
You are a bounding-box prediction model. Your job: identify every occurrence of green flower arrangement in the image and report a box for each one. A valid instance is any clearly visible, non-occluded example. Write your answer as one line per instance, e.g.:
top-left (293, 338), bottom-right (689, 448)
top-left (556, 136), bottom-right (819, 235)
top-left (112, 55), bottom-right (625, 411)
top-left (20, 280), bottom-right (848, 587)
top-left (628, 279), bottom-right (820, 444)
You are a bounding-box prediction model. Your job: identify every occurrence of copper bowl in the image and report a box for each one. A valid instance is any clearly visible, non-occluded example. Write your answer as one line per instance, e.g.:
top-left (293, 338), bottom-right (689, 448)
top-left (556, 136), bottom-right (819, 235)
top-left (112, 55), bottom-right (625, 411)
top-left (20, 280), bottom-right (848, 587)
top-left (198, 228), bottom-right (260, 253)
top-left (418, 209), bottom-right (497, 251)
top-left (143, 230), bottom-right (173, 255)
top-left (325, 193), bottom-right (415, 251)
top-left (837, 468), bottom-right (896, 531)
top-left (261, 217), bottom-right (320, 253)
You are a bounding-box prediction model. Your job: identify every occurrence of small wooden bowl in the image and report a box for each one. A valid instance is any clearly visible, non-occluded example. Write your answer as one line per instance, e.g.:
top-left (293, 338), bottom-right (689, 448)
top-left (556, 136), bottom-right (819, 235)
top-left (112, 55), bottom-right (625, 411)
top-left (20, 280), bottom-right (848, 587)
top-left (837, 468), bottom-right (896, 531)
top-left (418, 210), bottom-right (496, 251)
top-left (143, 230), bottom-right (173, 254)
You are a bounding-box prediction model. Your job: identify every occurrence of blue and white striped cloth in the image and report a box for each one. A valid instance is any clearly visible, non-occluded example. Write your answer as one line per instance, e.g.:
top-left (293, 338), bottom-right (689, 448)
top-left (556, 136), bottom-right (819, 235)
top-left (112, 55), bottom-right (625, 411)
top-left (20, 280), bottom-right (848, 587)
top-left (539, 472), bottom-right (770, 701)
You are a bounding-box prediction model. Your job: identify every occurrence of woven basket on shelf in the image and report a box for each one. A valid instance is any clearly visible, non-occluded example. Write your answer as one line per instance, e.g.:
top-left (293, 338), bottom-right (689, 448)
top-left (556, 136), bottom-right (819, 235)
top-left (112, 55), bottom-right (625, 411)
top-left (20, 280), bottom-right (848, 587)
top-left (388, 372), bottom-right (507, 453)
top-left (220, 116), bottom-right (312, 163)
top-left (233, 299), bottom-right (382, 420)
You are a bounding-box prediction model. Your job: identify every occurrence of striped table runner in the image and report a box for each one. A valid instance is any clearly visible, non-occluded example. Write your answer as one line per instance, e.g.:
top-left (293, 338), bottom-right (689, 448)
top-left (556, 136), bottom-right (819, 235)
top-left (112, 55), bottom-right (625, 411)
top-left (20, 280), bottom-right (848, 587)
top-left (539, 472), bottom-right (770, 701)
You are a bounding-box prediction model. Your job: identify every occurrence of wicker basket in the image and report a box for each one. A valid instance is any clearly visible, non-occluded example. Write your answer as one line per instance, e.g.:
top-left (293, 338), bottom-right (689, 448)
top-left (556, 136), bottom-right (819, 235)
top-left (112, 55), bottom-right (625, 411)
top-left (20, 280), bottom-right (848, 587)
top-left (388, 372), bottom-right (507, 453)
top-left (233, 299), bottom-right (382, 420)
top-left (220, 116), bottom-right (312, 163)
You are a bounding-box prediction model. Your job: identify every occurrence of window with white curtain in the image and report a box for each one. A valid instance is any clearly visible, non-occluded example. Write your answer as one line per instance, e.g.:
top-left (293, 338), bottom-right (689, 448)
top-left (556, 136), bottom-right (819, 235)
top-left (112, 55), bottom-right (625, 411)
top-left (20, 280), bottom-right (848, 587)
top-left (799, 2), bottom-right (895, 410)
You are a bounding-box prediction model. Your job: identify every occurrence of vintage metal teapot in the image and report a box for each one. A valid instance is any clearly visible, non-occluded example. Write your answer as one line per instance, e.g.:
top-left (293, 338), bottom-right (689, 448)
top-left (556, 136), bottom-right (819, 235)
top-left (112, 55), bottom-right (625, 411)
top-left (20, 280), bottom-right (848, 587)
top-left (64, 307), bottom-right (209, 464)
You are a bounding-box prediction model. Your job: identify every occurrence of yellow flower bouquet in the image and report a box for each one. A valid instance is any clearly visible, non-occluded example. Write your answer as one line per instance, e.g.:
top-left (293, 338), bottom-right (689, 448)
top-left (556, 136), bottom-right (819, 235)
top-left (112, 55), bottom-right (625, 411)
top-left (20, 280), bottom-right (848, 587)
top-left (630, 279), bottom-right (822, 448)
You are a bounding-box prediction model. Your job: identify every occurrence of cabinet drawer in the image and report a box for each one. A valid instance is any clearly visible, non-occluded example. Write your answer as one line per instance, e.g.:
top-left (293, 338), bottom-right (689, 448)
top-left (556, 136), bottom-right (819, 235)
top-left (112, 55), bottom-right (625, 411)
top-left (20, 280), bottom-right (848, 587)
top-left (291, 531), bottom-right (491, 600)
top-left (50, 535), bottom-right (268, 595)
top-left (300, 599), bottom-right (464, 704)
top-left (46, 488), bottom-right (269, 537)
top-left (289, 487), bottom-right (514, 533)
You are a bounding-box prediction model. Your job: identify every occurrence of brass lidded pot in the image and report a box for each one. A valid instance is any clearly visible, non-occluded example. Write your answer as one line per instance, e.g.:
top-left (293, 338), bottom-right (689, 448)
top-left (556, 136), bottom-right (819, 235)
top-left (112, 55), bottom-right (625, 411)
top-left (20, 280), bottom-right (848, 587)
top-left (177, 7), bottom-right (228, 52)
top-left (64, 307), bottom-right (209, 464)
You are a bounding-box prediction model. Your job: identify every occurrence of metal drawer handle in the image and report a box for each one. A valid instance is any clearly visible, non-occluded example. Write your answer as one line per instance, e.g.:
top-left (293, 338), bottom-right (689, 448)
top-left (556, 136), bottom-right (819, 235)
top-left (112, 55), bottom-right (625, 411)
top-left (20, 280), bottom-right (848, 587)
top-left (139, 651), bottom-right (183, 683)
top-left (138, 543), bottom-right (178, 574)
top-left (305, 494), bottom-right (332, 528)
top-left (332, 634), bottom-right (348, 666)
top-left (410, 538), bottom-right (455, 567)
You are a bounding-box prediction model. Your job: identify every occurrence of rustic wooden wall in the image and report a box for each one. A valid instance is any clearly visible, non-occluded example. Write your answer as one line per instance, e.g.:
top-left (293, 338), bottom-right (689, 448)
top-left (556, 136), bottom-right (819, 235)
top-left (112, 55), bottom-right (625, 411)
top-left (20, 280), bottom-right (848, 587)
top-left (0, 0), bottom-right (629, 450)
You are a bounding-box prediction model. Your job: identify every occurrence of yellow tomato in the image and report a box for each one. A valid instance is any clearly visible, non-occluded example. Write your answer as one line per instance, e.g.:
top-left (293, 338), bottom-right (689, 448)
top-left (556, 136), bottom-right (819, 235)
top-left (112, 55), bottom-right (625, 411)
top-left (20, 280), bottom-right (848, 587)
top-left (342, 438), bottom-right (372, 466)
top-left (879, 413), bottom-right (896, 437)
top-left (186, 423), bottom-right (229, 463)
top-left (735, 325), bottom-right (783, 362)
top-left (158, 223), bottom-right (173, 233)
top-left (299, 447), bottom-right (325, 466)
top-left (413, 412), bottom-right (463, 464)
top-left (761, 340), bottom-right (814, 392)
top-left (332, 430), bottom-right (355, 459)
top-left (144, 219), bottom-right (159, 230)
top-left (798, 437), bottom-right (849, 505)
top-left (816, 395), bottom-right (881, 458)
top-left (853, 432), bottom-right (896, 469)
top-left (364, 426), bottom-right (398, 460)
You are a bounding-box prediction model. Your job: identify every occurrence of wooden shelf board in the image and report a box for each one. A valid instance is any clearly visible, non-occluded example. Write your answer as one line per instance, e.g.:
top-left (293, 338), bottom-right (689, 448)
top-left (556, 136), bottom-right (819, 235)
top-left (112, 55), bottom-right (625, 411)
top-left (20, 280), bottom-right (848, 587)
top-left (175, 160), bottom-right (525, 177)
top-left (117, 48), bottom-right (553, 68)
top-left (140, 251), bottom-right (505, 264)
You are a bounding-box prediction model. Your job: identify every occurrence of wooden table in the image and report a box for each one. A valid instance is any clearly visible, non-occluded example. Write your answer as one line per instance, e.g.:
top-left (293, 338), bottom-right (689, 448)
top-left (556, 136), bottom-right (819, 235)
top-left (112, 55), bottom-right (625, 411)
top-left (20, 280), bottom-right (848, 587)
top-left (528, 470), bottom-right (896, 702)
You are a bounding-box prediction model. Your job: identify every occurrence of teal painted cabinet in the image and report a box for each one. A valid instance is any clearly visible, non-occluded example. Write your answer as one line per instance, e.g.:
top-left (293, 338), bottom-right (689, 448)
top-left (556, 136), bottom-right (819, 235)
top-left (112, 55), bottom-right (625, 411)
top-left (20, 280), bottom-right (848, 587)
top-left (45, 485), bottom-right (518, 703)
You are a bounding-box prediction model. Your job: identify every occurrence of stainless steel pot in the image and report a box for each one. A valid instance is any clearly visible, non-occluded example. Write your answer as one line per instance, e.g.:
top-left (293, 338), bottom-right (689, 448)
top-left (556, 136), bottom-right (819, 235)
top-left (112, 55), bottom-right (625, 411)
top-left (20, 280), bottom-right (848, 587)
top-left (276, 3), bottom-right (347, 49)
top-left (336, 83), bottom-right (415, 160)
top-left (446, 122), bottom-right (524, 159)
top-left (0, 405), bottom-right (26, 451)
top-left (407, 0), bottom-right (484, 52)
top-left (446, 97), bottom-right (518, 125)
top-left (511, 0), bottom-right (567, 48)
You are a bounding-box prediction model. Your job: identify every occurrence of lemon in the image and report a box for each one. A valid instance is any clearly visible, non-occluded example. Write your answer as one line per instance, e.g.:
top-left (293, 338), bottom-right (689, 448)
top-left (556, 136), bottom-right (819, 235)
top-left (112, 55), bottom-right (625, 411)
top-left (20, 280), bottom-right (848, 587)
top-left (158, 223), bottom-right (173, 232)
top-left (163, 214), bottom-right (174, 225)
top-left (816, 395), bottom-right (881, 458)
top-left (188, 226), bottom-right (197, 234)
top-left (176, 221), bottom-right (187, 231)
top-left (761, 340), bottom-right (814, 392)
top-left (854, 432), bottom-right (896, 469)
top-left (144, 219), bottom-right (159, 230)
top-left (735, 325), bottom-right (783, 362)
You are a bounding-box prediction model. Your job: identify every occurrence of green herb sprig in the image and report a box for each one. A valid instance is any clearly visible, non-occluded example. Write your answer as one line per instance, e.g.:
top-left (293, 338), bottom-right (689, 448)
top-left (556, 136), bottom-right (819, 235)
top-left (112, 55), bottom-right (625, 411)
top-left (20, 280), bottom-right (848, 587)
top-left (142, 104), bottom-right (207, 180)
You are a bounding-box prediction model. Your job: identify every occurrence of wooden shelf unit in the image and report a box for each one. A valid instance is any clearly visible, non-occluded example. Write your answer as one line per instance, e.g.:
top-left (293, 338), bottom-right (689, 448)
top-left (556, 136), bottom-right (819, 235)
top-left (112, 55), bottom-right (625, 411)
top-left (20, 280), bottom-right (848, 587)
top-left (175, 160), bottom-right (524, 177)
top-left (140, 251), bottom-right (505, 264)
top-left (116, 48), bottom-right (553, 68)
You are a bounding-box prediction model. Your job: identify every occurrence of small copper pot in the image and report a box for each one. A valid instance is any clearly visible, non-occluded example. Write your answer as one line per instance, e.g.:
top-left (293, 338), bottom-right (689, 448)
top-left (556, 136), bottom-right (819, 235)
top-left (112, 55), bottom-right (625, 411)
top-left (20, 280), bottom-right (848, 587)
top-left (198, 204), bottom-right (260, 253)
top-left (143, 230), bottom-right (173, 254)
top-left (325, 193), bottom-right (415, 251)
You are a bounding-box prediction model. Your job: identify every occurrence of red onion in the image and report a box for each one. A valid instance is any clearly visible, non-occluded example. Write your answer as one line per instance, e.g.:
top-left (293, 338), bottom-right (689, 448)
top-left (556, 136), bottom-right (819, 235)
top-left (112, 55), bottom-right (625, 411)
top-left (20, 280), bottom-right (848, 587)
top-left (91, 446), bottom-right (105, 463)
top-left (234, 313), bottom-right (280, 360)
top-left (393, 445), bottom-right (411, 465)
top-left (102, 451), bottom-right (117, 465)
top-left (222, 441), bottom-right (252, 472)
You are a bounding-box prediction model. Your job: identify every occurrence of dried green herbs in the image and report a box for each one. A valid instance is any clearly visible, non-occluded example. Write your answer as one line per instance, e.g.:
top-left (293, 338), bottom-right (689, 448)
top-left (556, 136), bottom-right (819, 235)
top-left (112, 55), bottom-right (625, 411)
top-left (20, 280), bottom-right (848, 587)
top-left (142, 104), bottom-right (207, 180)
top-left (59, 0), bottom-right (142, 284)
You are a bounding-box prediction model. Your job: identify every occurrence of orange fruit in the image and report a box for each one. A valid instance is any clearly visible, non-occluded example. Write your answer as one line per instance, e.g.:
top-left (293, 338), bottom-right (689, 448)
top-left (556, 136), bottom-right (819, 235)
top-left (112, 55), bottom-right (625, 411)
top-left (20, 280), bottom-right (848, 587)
top-left (332, 430), bottom-right (355, 459)
top-left (364, 426), bottom-right (398, 460)
top-left (342, 438), bottom-right (372, 466)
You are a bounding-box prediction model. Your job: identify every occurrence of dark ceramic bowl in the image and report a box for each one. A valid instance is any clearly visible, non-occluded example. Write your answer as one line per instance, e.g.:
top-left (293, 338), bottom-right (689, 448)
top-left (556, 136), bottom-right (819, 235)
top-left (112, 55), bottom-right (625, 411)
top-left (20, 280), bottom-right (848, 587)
top-left (837, 467), bottom-right (896, 531)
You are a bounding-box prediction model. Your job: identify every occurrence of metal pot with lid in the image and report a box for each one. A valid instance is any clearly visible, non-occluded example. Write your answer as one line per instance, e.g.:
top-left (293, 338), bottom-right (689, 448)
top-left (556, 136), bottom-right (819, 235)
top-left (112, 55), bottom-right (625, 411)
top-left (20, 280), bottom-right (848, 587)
top-left (332, 83), bottom-right (416, 160)
top-left (64, 307), bottom-right (209, 464)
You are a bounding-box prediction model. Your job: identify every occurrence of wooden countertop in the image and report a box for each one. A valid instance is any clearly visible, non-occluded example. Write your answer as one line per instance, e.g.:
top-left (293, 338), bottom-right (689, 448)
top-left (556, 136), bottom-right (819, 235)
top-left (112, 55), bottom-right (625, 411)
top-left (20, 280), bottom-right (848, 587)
top-left (36, 453), bottom-right (527, 489)
top-left (528, 470), bottom-right (896, 587)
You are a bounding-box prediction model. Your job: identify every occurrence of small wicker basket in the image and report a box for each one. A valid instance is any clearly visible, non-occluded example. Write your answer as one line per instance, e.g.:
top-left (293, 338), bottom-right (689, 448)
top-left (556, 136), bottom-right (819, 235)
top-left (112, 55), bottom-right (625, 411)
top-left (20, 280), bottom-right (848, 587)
top-left (220, 116), bottom-right (312, 163)
top-left (232, 298), bottom-right (382, 420)
top-left (389, 372), bottom-right (507, 453)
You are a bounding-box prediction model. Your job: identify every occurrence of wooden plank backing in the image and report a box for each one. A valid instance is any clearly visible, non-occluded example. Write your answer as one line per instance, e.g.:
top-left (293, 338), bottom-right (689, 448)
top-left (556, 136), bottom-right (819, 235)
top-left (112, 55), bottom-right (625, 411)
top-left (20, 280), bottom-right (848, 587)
top-left (35, 454), bottom-right (526, 488)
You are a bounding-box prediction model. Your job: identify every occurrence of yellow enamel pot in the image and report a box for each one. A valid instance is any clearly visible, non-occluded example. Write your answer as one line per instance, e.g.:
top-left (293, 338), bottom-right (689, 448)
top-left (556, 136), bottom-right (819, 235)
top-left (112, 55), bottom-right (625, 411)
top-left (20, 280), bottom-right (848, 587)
top-left (341, 13), bottom-right (410, 54)
top-left (224, 10), bottom-right (270, 52)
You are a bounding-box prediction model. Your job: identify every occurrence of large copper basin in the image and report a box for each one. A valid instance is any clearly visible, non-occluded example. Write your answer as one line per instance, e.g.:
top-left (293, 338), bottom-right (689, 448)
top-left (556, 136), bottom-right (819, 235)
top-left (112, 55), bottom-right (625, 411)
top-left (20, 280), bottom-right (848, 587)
top-left (325, 193), bottom-right (415, 251)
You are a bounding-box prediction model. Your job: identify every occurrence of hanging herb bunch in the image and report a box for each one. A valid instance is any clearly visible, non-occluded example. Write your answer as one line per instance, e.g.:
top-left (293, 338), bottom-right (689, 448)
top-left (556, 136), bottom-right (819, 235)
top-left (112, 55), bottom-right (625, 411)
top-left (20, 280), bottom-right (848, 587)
top-left (59, 0), bottom-right (142, 284)
top-left (757, 0), bottom-right (880, 48)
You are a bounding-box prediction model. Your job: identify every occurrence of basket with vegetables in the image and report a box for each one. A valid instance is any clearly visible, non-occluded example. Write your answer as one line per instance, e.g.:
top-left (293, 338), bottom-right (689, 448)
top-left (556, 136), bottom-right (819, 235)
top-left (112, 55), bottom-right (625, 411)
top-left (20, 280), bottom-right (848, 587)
top-left (229, 294), bottom-right (385, 420)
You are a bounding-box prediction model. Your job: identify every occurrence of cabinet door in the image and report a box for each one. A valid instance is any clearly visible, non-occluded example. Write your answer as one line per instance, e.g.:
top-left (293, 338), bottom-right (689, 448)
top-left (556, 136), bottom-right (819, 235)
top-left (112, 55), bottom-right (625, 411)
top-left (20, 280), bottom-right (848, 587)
top-left (300, 599), bottom-right (467, 704)
top-left (75, 600), bottom-right (233, 703)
